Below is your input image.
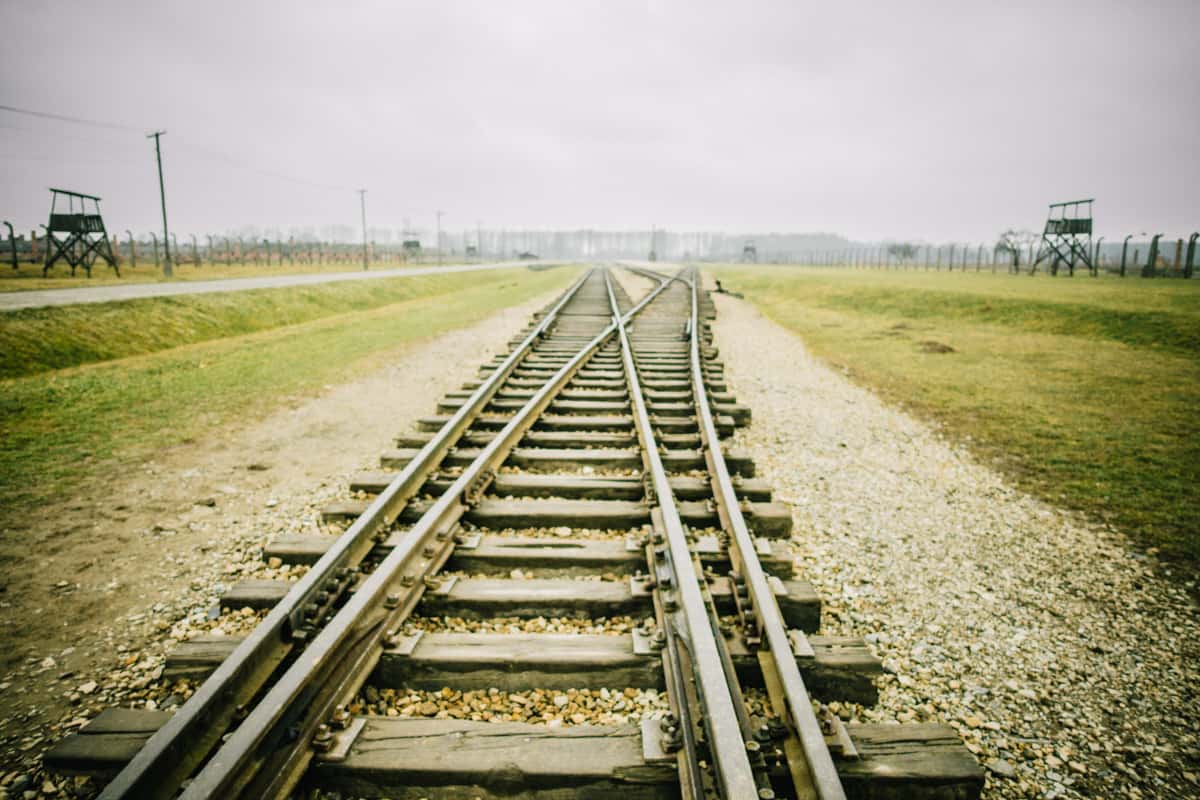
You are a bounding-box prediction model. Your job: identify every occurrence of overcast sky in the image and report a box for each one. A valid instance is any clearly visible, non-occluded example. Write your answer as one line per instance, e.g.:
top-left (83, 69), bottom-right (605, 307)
top-left (2, 0), bottom-right (1197, 242)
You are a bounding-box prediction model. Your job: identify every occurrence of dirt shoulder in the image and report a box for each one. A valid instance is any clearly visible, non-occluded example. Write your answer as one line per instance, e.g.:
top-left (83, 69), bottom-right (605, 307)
top-left (0, 287), bottom-right (557, 789)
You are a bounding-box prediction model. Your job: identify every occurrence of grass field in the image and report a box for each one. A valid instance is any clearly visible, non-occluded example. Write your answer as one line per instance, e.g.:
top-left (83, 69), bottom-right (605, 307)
top-left (710, 265), bottom-right (1200, 573)
top-left (0, 265), bottom-right (578, 517)
top-left (0, 258), bottom-right (499, 293)
top-left (0, 268), bottom-right (558, 379)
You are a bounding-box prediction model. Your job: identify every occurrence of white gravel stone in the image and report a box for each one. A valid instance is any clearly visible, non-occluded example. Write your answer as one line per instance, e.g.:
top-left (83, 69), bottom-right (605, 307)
top-left (404, 615), bottom-right (639, 636)
top-left (351, 685), bottom-right (670, 727)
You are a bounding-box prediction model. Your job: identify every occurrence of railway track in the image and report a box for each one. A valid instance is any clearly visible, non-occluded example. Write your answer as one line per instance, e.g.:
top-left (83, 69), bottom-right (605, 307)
top-left (46, 266), bottom-right (983, 799)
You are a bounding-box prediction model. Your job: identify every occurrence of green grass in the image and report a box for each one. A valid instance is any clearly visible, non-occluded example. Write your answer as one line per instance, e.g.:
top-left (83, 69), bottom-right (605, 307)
top-left (710, 265), bottom-right (1200, 574)
top-left (0, 266), bottom-right (578, 519)
top-left (0, 268), bottom-right (552, 379)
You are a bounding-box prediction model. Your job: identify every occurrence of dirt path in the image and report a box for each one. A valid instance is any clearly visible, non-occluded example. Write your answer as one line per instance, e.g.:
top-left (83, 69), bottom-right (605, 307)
top-left (0, 260), bottom-right (540, 311)
top-left (0, 286), bottom-right (560, 788)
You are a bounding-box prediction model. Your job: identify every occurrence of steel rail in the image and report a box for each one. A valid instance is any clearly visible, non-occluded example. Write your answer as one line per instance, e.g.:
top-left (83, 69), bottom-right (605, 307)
top-left (98, 268), bottom-right (594, 800)
top-left (178, 270), bottom-right (674, 799)
top-left (603, 271), bottom-right (759, 799)
top-left (686, 269), bottom-right (847, 800)
top-left (621, 261), bottom-right (688, 288)
top-left (604, 272), bottom-right (705, 800)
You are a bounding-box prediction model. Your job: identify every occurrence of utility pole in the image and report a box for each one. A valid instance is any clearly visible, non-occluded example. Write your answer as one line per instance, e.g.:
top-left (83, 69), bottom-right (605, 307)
top-left (435, 210), bottom-right (445, 267)
top-left (358, 189), bottom-right (368, 270)
top-left (148, 130), bottom-right (172, 277)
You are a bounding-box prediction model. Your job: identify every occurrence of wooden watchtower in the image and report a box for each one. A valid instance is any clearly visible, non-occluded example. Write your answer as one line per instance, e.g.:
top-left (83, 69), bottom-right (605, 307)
top-left (43, 188), bottom-right (119, 277)
top-left (1033, 199), bottom-right (1094, 276)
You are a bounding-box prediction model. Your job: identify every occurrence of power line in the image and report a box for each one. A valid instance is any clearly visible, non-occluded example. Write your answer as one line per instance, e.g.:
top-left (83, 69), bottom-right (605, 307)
top-left (170, 136), bottom-right (354, 192)
top-left (0, 103), bottom-right (355, 192)
top-left (0, 103), bottom-right (143, 132)
top-left (0, 153), bottom-right (143, 166)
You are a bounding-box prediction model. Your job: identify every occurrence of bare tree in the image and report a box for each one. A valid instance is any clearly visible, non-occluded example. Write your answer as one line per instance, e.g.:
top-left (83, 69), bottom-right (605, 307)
top-left (886, 242), bottom-right (918, 264)
top-left (995, 229), bottom-right (1037, 272)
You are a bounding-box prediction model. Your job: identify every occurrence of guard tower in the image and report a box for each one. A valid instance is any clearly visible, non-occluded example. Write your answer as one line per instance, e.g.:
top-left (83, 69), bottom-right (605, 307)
top-left (400, 219), bottom-right (422, 262)
top-left (1033, 199), bottom-right (1094, 276)
top-left (741, 240), bottom-right (758, 263)
top-left (43, 188), bottom-right (119, 277)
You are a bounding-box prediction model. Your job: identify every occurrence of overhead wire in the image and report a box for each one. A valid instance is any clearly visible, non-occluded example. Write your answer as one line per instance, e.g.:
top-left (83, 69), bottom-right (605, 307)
top-left (0, 103), bottom-right (143, 132)
top-left (0, 103), bottom-right (356, 192)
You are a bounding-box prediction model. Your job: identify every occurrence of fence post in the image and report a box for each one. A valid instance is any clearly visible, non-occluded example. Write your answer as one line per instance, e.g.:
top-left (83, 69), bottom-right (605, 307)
top-left (1185, 233), bottom-right (1197, 279)
top-left (3, 221), bottom-right (16, 270)
top-left (1143, 234), bottom-right (1161, 278)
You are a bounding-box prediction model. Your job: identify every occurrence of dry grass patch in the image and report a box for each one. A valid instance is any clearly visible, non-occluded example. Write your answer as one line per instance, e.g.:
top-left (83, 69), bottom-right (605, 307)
top-left (710, 265), bottom-right (1200, 575)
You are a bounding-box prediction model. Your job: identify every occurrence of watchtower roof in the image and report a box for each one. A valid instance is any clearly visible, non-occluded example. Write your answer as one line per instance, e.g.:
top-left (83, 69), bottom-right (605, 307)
top-left (49, 188), bottom-right (103, 201)
top-left (1047, 198), bottom-right (1094, 209)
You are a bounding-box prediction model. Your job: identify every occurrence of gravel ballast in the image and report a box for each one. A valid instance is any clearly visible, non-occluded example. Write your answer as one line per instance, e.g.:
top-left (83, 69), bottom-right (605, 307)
top-left (1, 284), bottom-right (571, 798)
top-left (711, 291), bottom-right (1200, 799)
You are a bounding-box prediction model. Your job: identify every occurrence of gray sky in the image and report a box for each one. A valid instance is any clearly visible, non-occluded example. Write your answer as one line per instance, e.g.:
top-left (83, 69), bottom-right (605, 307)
top-left (2, 0), bottom-right (1197, 242)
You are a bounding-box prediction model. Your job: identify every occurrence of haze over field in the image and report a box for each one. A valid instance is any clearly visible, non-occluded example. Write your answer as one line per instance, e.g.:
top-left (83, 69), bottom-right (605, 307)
top-left (1, 0), bottom-right (1197, 241)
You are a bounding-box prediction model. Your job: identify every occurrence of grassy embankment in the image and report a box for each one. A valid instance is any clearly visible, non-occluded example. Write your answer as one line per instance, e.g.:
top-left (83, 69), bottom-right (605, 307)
top-left (711, 266), bottom-right (1200, 573)
top-left (0, 258), bottom-right (510, 293)
top-left (0, 265), bottom-right (578, 517)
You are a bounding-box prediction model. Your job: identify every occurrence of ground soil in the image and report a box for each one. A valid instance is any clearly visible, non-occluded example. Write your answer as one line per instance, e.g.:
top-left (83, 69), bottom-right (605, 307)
top-left (0, 287), bottom-right (558, 777)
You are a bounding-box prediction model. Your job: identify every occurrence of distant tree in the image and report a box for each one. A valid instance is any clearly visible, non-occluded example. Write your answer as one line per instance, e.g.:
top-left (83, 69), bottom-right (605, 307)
top-left (886, 242), bottom-right (919, 262)
top-left (995, 229), bottom-right (1037, 272)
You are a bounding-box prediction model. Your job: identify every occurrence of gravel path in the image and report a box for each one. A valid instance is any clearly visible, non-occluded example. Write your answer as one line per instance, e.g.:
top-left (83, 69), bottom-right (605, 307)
top-left (711, 291), bottom-right (1200, 800)
top-left (0, 284), bottom-right (567, 797)
top-left (0, 261), bottom-right (552, 312)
